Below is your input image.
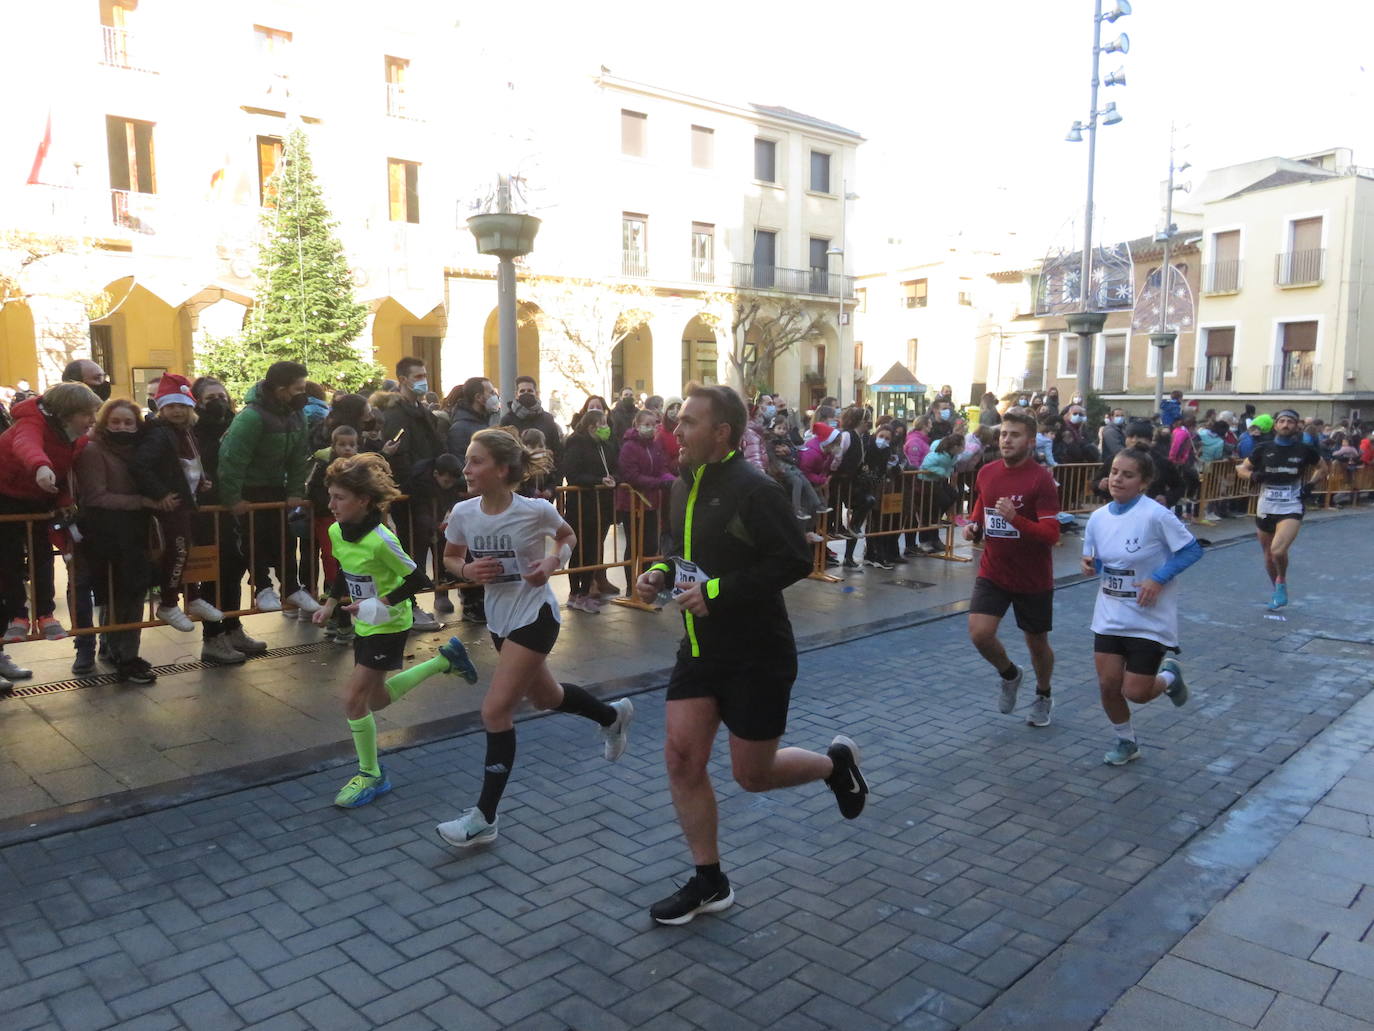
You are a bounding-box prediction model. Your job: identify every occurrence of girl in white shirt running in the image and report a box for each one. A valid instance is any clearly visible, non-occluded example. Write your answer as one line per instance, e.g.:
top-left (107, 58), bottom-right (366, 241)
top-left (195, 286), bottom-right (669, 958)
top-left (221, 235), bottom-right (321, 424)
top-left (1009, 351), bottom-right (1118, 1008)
top-left (1082, 447), bottom-right (1203, 766)
top-left (435, 428), bottom-right (633, 848)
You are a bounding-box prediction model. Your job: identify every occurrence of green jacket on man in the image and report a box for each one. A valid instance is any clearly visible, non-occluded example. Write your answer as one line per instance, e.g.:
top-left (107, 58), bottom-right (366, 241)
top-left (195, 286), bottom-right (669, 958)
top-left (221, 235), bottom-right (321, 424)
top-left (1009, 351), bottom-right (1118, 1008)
top-left (216, 381), bottom-right (310, 506)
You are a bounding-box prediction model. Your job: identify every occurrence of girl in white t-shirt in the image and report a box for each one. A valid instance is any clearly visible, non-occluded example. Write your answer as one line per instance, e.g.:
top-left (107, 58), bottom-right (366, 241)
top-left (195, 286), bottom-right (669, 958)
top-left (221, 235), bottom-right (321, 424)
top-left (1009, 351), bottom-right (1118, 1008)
top-left (1082, 447), bottom-right (1204, 767)
top-left (436, 428), bottom-right (634, 849)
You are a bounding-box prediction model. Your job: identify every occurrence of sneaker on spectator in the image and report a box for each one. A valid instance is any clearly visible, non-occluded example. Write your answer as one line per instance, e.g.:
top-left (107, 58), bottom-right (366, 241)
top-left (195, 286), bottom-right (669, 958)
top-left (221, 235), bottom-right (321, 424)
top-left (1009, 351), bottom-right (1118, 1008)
top-left (3, 618), bottom-right (29, 643)
top-left (462, 601), bottom-right (487, 624)
top-left (842, 558), bottom-right (860, 569)
top-left (201, 636), bottom-right (246, 665)
top-left (433, 592), bottom-right (454, 614)
top-left (805, 532), bottom-right (825, 544)
top-left (226, 626), bottom-right (268, 655)
top-left (186, 598), bottom-right (224, 622)
top-left (411, 607), bottom-right (441, 632)
top-left (71, 649), bottom-right (96, 676)
top-left (0, 675), bottom-right (11, 695)
top-left (331, 626), bottom-right (354, 644)
top-left (285, 589), bottom-right (321, 615)
top-left (0, 650), bottom-right (33, 681)
top-left (156, 605), bottom-right (195, 633)
top-left (37, 616), bottom-right (67, 641)
top-left (117, 658), bottom-right (157, 685)
top-left (255, 588), bottom-right (282, 612)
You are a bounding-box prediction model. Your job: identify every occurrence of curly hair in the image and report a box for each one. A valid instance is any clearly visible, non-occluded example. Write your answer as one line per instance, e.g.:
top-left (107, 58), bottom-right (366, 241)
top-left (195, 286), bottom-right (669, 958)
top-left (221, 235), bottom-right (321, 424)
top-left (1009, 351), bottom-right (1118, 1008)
top-left (324, 452), bottom-right (402, 513)
top-left (472, 427), bottom-right (556, 486)
top-left (95, 398), bottom-right (144, 439)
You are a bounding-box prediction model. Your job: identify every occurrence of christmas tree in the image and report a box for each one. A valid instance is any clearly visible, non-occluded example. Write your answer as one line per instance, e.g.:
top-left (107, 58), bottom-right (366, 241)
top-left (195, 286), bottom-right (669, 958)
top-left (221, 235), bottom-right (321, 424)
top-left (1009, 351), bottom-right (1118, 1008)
top-left (201, 128), bottom-right (382, 398)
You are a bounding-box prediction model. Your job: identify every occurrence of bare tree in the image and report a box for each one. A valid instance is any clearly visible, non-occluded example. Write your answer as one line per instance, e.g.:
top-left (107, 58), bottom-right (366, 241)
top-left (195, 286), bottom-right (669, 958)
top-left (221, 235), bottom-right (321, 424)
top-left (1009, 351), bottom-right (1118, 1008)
top-left (725, 294), bottom-right (827, 395)
top-left (527, 277), bottom-right (655, 398)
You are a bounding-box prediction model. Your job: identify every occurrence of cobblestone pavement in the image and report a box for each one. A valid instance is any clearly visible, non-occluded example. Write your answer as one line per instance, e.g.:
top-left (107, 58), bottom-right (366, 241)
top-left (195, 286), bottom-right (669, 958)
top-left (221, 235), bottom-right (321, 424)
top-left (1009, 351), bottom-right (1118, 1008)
top-left (2, 518), bottom-right (1372, 1030)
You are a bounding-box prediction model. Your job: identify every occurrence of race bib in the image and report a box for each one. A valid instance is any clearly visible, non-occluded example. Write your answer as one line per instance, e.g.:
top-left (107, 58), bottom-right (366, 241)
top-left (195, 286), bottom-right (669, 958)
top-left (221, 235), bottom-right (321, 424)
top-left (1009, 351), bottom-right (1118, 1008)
top-left (672, 558), bottom-right (711, 598)
top-left (472, 548), bottom-right (522, 584)
top-left (1100, 565), bottom-right (1137, 600)
top-left (1264, 483), bottom-right (1300, 503)
top-left (343, 572), bottom-right (378, 601)
top-left (984, 507), bottom-right (1020, 539)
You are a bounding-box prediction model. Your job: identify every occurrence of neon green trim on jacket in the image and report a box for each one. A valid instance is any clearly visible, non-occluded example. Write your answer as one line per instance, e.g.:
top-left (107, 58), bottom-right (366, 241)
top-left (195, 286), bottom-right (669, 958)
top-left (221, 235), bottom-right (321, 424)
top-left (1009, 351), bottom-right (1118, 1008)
top-left (705, 578), bottom-right (720, 600)
top-left (682, 463), bottom-right (705, 656)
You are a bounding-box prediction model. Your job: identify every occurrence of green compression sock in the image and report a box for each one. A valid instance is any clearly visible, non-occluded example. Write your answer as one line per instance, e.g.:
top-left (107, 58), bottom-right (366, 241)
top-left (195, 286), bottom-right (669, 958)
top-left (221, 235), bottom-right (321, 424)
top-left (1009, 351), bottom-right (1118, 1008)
top-left (384, 654), bottom-right (450, 703)
top-left (347, 713), bottom-right (381, 776)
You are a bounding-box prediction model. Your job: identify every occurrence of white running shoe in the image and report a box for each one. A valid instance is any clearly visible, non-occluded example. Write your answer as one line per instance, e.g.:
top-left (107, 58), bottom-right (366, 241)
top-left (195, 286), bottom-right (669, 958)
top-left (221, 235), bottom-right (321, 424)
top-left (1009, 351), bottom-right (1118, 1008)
top-left (255, 588), bottom-right (282, 612)
top-left (998, 665), bottom-right (1023, 714)
top-left (436, 808), bottom-right (498, 848)
top-left (284, 589), bottom-right (321, 614)
top-left (156, 605), bottom-right (195, 633)
top-left (0, 650), bottom-right (33, 681)
top-left (602, 698), bottom-right (634, 761)
top-left (185, 598), bottom-right (224, 622)
top-left (1026, 694), bottom-right (1053, 727)
top-left (411, 607), bottom-right (441, 632)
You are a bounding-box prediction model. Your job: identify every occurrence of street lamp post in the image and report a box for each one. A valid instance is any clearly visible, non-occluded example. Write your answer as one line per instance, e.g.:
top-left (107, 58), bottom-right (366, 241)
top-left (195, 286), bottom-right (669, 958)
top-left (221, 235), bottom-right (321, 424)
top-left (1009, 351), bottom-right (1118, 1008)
top-left (467, 174), bottom-right (540, 406)
top-left (1152, 125), bottom-right (1190, 417)
top-left (827, 183), bottom-right (858, 403)
top-left (1064, 0), bottom-right (1130, 397)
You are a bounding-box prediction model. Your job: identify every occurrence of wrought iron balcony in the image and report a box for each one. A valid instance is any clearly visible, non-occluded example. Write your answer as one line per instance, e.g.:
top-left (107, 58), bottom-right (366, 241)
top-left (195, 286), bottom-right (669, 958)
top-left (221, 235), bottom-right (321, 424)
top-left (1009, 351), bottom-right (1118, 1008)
top-left (621, 249), bottom-right (649, 278)
top-left (1275, 249), bottom-right (1324, 287)
top-left (691, 258), bottom-right (715, 284)
top-left (386, 82), bottom-right (419, 119)
top-left (1203, 259), bottom-right (1243, 294)
top-left (101, 25), bottom-right (154, 72)
top-left (731, 262), bottom-right (855, 298)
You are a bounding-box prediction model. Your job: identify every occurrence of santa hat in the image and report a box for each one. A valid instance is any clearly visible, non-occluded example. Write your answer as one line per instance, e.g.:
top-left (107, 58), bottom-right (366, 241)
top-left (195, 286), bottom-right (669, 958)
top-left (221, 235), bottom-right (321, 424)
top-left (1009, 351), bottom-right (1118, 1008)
top-left (811, 422), bottom-right (838, 445)
top-left (154, 373), bottom-right (196, 407)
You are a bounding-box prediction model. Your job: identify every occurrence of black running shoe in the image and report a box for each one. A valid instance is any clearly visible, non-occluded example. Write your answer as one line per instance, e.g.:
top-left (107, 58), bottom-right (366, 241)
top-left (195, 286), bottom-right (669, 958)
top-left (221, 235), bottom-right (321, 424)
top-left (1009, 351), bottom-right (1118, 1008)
top-left (118, 659), bottom-right (157, 685)
top-left (826, 734), bottom-right (868, 819)
top-left (650, 873), bottom-right (735, 926)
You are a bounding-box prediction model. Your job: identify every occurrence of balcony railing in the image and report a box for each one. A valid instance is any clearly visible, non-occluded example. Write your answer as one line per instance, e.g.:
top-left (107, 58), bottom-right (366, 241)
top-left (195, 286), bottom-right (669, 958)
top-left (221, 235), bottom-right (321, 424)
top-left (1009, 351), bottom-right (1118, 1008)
top-left (101, 25), bottom-right (153, 71)
top-left (1203, 259), bottom-right (1243, 294)
top-left (691, 258), bottom-right (715, 284)
top-left (385, 82), bottom-right (418, 119)
top-left (1275, 248), bottom-right (1324, 287)
top-left (622, 249), bottom-right (648, 278)
top-left (1263, 363), bottom-right (1315, 391)
top-left (731, 262), bottom-right (855, 298)
top-left (110, 189), bottom-right (157, 233)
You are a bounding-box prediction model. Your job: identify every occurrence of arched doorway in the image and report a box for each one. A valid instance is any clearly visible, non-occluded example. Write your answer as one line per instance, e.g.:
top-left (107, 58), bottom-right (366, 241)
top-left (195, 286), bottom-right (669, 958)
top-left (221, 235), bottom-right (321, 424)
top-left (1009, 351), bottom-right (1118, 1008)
top-left (802, 321), bottom-right (838, 410)
top-left (374, 298), bottom-right (447, 392)
top-left (680, 314), bottom-right (718, 389)
top-left (483, 302), bottom-right (541, 386)
top-left (612, 320), bottom-right (653, 397)
top-left (91, 277), bottom-right (183, 405)
top-left (0, 300), bottom-right (38, 390)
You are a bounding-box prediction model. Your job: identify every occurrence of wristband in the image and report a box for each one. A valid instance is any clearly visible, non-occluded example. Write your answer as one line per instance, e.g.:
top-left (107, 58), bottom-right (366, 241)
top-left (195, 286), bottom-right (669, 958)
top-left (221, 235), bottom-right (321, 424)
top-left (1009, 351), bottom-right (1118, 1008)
top-left (557, 542), bottom-right (573, 569)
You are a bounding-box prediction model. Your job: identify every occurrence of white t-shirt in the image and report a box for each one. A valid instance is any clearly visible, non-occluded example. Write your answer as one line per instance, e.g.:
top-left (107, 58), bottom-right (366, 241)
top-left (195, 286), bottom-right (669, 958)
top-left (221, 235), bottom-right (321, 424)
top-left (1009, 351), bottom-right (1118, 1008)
top-left (444, 494), bottom-right (565, 638)
top-left (1083, 496), bottom-right (1195, 648)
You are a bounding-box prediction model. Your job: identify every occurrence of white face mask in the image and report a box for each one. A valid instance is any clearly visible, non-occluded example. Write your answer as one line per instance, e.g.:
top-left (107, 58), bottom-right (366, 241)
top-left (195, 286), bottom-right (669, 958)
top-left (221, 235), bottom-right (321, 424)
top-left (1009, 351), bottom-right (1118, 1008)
top-left (485, 394), bottom-right (501, 413)
top-left (1113, 416), bottom-right (1125, 425)
top-left (1070, 413), bottom-right (1086, 425)
top-left (874, 437), bottom-right (891, 449)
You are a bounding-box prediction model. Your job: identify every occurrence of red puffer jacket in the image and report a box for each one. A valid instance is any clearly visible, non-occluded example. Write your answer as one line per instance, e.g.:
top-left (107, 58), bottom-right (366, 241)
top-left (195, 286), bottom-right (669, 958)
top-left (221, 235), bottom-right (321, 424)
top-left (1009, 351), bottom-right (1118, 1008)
top-left (0, 398), bottom-right (80, 506)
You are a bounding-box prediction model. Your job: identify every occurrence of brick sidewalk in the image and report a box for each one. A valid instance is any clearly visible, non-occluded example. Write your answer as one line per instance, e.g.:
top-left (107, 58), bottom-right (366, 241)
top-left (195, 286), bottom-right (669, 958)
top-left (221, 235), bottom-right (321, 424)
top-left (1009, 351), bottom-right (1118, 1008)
top-left (2, 519), bottom-right (1372, 1030)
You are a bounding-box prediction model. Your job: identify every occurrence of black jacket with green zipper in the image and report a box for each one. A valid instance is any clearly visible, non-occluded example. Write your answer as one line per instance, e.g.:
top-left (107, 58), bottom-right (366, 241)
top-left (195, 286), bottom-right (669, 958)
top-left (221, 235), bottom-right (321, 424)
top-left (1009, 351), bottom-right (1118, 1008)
top-left (650, 450), bottom-right (812, 664)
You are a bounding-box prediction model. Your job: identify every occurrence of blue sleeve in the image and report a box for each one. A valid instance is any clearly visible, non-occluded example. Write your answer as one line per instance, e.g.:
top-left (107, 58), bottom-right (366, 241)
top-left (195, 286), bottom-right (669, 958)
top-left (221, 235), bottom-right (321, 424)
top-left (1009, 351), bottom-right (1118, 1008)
top-left (1149, 539), bottom-right (1203, 585)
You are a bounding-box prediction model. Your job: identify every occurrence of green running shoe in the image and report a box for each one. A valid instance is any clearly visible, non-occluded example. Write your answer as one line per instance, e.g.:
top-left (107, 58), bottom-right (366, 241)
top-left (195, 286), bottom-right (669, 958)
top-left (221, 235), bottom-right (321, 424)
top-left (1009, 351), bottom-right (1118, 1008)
top-left (438, 636), bottom-right (479, 684)
top-left (334, 766), bottom-right (391, 808)
top-left (1103, 739), bottom-right (1140, 766)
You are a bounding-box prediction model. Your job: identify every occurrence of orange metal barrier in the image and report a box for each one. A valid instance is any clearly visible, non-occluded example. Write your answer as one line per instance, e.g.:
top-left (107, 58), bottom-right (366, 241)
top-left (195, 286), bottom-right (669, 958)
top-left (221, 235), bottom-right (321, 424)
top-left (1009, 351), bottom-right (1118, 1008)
top-left (1053, 463), bottom-right (1102, 514)
top-left (812, 469), bottom-right (970, 577)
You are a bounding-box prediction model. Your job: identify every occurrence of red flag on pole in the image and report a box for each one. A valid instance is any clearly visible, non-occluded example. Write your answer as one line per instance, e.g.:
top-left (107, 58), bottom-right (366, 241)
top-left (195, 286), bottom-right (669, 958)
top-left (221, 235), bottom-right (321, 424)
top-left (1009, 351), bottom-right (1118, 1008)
top-left (27, 111), bottom-right (52, 185)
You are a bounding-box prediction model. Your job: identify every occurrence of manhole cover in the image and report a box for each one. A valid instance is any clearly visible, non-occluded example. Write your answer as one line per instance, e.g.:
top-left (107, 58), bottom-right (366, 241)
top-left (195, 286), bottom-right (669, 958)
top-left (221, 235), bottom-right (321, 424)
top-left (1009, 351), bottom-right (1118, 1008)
top-left (1299, 637), bottom-right (1374, 659)
top-left (881, 579), bottom-right (936, 590)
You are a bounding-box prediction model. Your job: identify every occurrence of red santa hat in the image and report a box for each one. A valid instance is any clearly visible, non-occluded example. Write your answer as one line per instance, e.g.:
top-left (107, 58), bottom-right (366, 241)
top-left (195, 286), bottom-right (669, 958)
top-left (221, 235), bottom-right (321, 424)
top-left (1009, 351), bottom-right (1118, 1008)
top-left (154, 373), bottom-right (196, 407)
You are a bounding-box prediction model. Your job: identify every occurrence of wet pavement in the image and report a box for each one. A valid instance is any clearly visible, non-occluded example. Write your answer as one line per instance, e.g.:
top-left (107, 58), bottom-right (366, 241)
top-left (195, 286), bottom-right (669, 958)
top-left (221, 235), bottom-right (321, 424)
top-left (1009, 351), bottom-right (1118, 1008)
top-left (1, 511), bottom-right (1372, 1028)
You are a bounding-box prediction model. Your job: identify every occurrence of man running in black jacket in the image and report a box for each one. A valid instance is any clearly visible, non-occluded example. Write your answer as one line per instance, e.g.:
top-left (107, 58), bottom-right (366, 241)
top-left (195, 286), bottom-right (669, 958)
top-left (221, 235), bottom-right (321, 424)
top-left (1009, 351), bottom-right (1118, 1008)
top-left (636, 385), bottom-right (869, 926)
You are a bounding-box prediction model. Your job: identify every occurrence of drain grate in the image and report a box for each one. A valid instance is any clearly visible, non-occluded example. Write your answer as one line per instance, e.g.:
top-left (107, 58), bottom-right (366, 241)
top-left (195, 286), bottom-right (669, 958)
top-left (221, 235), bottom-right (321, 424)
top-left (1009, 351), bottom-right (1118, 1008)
top-left (2, 640), bottom-right (337, 701)
top-left (880, 579), bottom-right (937, 590)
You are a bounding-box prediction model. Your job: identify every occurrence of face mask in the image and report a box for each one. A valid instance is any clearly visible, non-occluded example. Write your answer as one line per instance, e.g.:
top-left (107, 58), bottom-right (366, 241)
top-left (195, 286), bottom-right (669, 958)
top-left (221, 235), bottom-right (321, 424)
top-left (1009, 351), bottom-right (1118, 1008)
top-left (91, 381), bottom-right (112, 402)
top-left (1019, 399), bottom-right (1028, 407)
top-left (409, 379), bottom-right (428, 396)
top-left (1113, 416), bottom-right (1125, 426)
top-left (107, 428), bottom-right (137, 440)
top-left (762, 405), bottom-right (777, 419)
top-left (289, 393), bottom-right (310, 412)
top-left (485, 394), bottom-right (501, 414)
top-left (593, 425), bottom-right (611, 441)
top-left (518, 394), bottom-right (541, 411)
top-left (827, 419), bottom-right (838, 428)
top-left (1070, 414), bottom-right (1086, 425)
top-left (201, 397), bottom-right (231, 421)
top-left (874, 437), bottom-right (890, 449)
top-left (940, 409), bottom-right (951, 420)
top-left (636, 425), bottom-right (654, 439)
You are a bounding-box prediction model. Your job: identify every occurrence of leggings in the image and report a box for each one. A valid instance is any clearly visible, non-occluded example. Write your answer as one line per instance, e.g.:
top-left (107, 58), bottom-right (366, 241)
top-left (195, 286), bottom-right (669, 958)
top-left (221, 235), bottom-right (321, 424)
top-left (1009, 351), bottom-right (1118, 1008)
top-left (154, 507), bottom-right (201, 607)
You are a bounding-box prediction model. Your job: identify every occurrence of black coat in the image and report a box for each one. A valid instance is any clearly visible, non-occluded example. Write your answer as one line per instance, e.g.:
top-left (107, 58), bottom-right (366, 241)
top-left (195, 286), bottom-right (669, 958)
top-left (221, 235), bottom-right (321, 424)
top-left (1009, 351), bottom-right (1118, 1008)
top-left (133, 418), bottom-right (200, 508)
top-left (561, 432), bottom-right (617, 545)
top-left (380, 398), bottom-right (445, 490)
top-left (500, 406), bottom-right (564, 458)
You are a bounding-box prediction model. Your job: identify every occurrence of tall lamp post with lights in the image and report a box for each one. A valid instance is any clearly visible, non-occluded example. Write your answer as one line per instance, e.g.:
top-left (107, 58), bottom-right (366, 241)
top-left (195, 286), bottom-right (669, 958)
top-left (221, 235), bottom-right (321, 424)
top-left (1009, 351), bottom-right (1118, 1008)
top-left (1152, 127), bottom-right (1191, 416)
top-left (827, 184), bottom-right (858, 403)
top-left (1064, 0), bottom-right (1131, 397)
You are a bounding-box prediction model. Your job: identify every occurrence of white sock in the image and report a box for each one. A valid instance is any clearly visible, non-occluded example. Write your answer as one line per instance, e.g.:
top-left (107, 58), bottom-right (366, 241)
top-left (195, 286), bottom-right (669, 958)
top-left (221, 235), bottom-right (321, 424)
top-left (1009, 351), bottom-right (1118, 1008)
top-left (1157, 670), bottom-right (1176, 689)
top-left (1111, 719), bottom-right (1136, 743)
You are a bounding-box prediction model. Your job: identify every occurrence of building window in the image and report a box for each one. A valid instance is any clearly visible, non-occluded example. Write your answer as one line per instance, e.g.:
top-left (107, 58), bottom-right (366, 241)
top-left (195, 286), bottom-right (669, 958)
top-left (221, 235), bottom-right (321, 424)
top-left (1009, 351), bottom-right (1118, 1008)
top-left (691, 222), bottom-right (714, 283)
top-left (906, 338), bottom-right (918, 372)
top-left (1203, 327), bottom-right (1234, 391)
top-left (690, 125), bottom-right (713, 169)
top-left (621, 109), bottom-right (646, 157)
top-left (1279, 320), bottom-right (1316, 389)
top-left (1206, 229), bottom-right (1241, 293)
top-left (752, 229), bottom-right (776, 288)
top-left (89, 324), bottom-right (115, 382)
top-left (1059, 333), bottom-right (1079, 378)
top-left (855, 287), bottom-right (867, 313)
top-left (256, 135), bottom-right (283, 206)
top-left (254, 25), bottom-right (291, 79)
top-left (1278, 216), bottom-right (1324, 285)
top-left (1146, 333), bottom-right (1178, 377)
top-left (1102, 333), bottom-right (1127, 392)
top-left (100, 0), bottom-right (145, 70)
top-left (622, 213), bottom-right (647, 276)
top-left (901, 279), bottom-right (927, 308)
top-left (754, 138), bottom-right (777, 183)
top-left (853, 340), bottom-right (864, 370)
top-left (809, 237), bottom-right (830, 293)
top-left (1024, 339), bottom-right (1046, 390)
top-left (809, 151), bottom-right (831, 193)
top-left (384, 56), bottom-right (410, 117)
top-left (387, 158), bottom-right (419, 223)
top-left (106, 115), bottom-right (155, 194)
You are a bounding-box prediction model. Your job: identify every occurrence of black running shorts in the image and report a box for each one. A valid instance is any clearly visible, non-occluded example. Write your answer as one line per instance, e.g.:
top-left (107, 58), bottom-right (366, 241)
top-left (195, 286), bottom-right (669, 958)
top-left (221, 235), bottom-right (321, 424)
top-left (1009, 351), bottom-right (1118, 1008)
top-left (666, 656), bottom-right (796, 742)
top-left (354, 629), bottom-right (409, 671)
top-left (968, 577), bottom-right (1054, 635)
top-left (1093, 633), bottom-right (1175, 676)
top-left (1255, 511), bottom-right (1303, 535)
top-left (489, 602), bottom-right (560, 656)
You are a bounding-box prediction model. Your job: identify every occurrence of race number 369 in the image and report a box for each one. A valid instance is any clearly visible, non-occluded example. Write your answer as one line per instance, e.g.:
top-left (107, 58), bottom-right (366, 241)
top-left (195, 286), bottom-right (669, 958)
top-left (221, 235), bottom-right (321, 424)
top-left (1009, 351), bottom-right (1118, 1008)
top-left (984, 508), bottom-right (1020, 539)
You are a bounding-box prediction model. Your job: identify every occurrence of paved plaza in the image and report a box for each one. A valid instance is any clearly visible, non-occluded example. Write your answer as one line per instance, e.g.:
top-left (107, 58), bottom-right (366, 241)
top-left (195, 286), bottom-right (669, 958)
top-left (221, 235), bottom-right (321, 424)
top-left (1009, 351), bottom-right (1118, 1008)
top-left (1, 513), bottom-right (1373, 1029)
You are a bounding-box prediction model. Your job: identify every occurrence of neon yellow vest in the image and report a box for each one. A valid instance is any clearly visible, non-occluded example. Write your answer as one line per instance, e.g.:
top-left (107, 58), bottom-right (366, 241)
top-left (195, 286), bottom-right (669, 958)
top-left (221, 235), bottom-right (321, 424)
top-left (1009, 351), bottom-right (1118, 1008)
top-left (328, 522), bottom-right (413, 635)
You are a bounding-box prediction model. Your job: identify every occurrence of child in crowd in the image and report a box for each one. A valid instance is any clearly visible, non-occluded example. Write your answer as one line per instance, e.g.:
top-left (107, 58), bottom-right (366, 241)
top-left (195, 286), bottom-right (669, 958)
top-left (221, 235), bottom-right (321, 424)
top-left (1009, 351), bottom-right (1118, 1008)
top-left (311, 452), bottom-right (478, 808)
top-left (518, 428), bottom-right (558, 501)
top-left (915, 433), bottom-right (965, 553)
top-left (133, 375), bottom-right (224, 633)
top-left (1034, 418), bottom-right (1059, 468)
top-left (305, 425), bottom-right (360, 641)
top-left (771, 419), bottom-right (827, 523)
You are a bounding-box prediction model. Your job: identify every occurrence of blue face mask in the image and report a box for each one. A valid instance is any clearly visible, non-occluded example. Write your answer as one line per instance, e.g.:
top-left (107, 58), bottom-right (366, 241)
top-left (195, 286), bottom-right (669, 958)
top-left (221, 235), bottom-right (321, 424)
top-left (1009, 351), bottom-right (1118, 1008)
top-left (940, 409), bottom-right (951, 420)
top-left (827, 419), bottom-right (839, 428)
top-left (874, 437), bottom-right (890, 449)
top-left (762, 405), bottom-right (777, 419)
top-left (412, 379), bottom-right (428, 396)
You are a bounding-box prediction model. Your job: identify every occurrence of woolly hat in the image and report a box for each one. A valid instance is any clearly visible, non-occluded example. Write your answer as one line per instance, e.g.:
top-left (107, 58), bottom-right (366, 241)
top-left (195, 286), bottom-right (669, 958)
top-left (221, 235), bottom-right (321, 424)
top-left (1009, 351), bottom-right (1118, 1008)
top-left (154, 374), bottom-right (196, 407)
top-left (1251, 414), bottom-right (1274, 432)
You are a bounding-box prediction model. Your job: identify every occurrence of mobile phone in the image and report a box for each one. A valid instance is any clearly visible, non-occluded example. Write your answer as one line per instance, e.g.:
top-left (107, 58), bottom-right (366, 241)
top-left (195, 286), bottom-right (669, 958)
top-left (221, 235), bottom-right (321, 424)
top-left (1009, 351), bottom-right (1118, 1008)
top-left (390, 428), bottom-right (406, 443)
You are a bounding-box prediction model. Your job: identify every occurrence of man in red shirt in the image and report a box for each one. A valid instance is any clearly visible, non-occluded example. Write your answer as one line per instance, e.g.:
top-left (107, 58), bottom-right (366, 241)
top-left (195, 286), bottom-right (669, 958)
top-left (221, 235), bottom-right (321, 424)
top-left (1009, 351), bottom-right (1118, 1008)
top-left (963, 409), bottom-right (1062, 726)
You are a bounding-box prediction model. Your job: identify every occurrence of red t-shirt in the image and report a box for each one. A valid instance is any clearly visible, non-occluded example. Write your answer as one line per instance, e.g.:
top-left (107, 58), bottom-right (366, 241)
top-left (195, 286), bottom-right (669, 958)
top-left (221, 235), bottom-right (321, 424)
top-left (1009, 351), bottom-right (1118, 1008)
top-left (971, 459), bottom-right (1062, 594)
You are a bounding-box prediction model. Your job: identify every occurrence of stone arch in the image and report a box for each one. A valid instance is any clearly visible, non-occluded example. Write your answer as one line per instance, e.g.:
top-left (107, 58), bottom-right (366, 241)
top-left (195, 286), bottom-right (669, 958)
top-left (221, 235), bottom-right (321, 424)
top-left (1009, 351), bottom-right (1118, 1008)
top-left (91, 277), bottom-right (184, 404)
top-left (612, 319), bottom-right (653, 397)
top-left (483, 302), bottom-right (541, 386)
top-left (0, 300), bottom-right (38, 390)
top-left (680, 314), bottom-right (719, 389)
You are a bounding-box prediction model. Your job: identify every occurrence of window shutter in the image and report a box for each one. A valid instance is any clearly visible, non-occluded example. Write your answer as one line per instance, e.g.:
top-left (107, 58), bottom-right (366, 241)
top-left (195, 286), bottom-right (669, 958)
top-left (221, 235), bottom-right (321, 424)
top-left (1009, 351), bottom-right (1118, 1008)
top-left (1282, 321), bottom-right (1317, 352)
top-left (1205, 327), bottom-right (1235, 357)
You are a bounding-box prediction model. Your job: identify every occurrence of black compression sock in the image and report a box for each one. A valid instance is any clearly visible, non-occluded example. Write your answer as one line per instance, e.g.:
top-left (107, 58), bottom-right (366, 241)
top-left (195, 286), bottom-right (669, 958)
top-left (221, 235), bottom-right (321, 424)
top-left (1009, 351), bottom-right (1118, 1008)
top-left (695, 862), bottom-right (726, 886)
top-left (477, 729), bottom-right (516, 823)
top-left (1000, 663), bottom-right (1019, 680)
top-left (556, 682), bottom-right (617, 727)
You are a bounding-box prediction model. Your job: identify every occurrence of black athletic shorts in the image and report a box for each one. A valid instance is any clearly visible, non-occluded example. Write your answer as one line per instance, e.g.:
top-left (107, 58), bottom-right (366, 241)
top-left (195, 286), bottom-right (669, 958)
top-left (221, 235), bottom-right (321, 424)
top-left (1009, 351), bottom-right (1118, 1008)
top-left (354, 629), bottom-right (409, 671)
top-left (666, 655), bottom-right (797, 742)
top-left (1093, 633), bottom-right (1176, 676)
top-left (968, 576), bottom-right (1054, 635)
top-left (490, 602), bottom-right (560, 655)
top-left (1255, 511), bottom-right (1303, 534)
